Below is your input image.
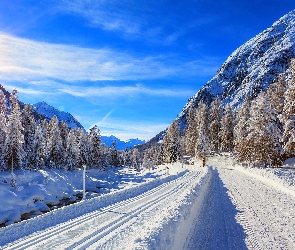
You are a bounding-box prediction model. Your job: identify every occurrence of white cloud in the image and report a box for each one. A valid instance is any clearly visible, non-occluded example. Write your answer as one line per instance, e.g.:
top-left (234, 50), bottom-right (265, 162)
top-left (0, 33), bottom-right (218, 83)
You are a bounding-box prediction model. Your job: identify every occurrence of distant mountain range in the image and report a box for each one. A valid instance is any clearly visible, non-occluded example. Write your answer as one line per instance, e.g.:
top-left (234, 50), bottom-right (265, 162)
top-left (101, 135), bottom-right (145, 150)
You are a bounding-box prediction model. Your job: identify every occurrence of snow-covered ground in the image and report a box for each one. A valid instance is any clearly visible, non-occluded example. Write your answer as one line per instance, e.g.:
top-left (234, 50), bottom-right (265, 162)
top-left (1, 156), bottom-right (295, 249)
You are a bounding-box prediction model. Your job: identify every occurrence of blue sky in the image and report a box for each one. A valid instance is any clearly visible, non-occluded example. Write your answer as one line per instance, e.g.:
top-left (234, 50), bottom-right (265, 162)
top-left (0, 0), bottom-right (295, 141)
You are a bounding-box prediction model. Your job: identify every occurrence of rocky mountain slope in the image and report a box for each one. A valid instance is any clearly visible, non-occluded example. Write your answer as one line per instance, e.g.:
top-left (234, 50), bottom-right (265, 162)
top-left (177, 9), bottom-right (295, 127)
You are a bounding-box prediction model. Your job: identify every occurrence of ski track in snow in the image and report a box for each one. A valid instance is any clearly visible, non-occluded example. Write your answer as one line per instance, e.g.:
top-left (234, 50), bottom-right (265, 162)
top-left (2, 169), bottom-right (208, 250)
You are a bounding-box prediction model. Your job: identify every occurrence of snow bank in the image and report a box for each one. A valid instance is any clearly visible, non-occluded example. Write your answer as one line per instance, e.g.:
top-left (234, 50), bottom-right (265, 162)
top-left (0, 169), bottom-right (188, 246)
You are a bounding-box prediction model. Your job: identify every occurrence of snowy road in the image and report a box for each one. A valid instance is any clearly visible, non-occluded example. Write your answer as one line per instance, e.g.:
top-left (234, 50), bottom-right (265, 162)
top-left (2, 158), bottom-right (295, 249)
top-left (2, 168), bottom-right (210, 249)
top-left (218, 166), bottom-right (295, 249)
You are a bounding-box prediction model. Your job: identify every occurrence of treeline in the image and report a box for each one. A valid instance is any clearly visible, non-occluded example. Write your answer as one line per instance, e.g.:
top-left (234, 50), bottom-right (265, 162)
top-left (0, 90), bottom-right (143, 172)
top-left (148, 59), bottom-right (295, 167)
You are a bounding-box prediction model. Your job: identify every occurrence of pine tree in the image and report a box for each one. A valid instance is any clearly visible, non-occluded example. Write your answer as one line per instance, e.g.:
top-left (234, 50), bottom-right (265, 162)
top-left (281, 59), bottom-right (295, 157)
top-left (234, 96), bottom-right (251, 162)
top-left (185, 103), bottom-right (197, 156)
top-left (0, 89), bottom-right (7, 170)
top-left (59, 121), bottom-right (69, 152)
top-left (47, 115), bottom-right (64, 168)
top-left (78, 129), bottom-right (90, 167)
top-left (32, 122), bottom-right (47, 169)
top-left (195, 102), bottom-right (210, 161)
top-left (247, 92), bottom-right (282, 166)
top-left (163, 120), bottom-right (180, 163)
top-left (208, 97), bottom-right (222, 151)
top-left (65, 129), bottom-right (79, 170)
top-left (22, 104), bottom-right (37, 169)
top-left (88, 125), bottom-right (102, 168)
top-left (4, 90), bottom-right (26, 171)
top-left (110, 140), bottom-right (120, 167)
top-left (219, 103), bottom-right (234, 152)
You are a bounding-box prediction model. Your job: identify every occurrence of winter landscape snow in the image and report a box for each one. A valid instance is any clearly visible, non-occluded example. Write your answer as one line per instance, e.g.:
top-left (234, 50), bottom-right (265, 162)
top-left (1, 156), bottom-right (295, 249)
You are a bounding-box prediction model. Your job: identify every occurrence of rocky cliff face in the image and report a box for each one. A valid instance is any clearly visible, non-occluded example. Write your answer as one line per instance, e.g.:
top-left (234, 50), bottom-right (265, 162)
top-left (177, 9), bottom-right (295, 128)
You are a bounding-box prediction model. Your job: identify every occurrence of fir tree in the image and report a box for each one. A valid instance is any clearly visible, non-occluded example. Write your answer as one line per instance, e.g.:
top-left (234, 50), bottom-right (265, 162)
top-left (22, 104), bottom-right (36, 169)
top-left (47, 116), bottom-right (64, 168)
top-left (4, 90), bottom-right (25, 171)
top-left (208, 97), bottom-right (222, 151)
top-left (234, 96), bottom-right (251, 163)
top-left (78, 129), bottom-right (90, 167)
top-left (195, 102), bottom-right (210, 161)
top-left (220, 103), bottom-right (234, 152)
top-left (247, 92), bottom-right (282, 166)
top-left (185, 103), bottom-right (197, 156)
top-left (281, 59), bottom-right (295, 157)
top-left (65, 130), bottom-right (79, 170)
top-left (110, 140), bottom-right (120, 166)
top-left (88, 125), bottom-right (102, 168)
top-left (0, 89), bottom-right (7, 170)
top-left (163, 120), bottom-right (180, 163)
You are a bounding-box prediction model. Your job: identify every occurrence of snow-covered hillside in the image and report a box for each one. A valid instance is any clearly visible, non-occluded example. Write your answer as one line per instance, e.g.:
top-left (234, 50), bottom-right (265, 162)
top-left (31, 101), bottom-right (84, 130)
top-left (178, 9), bottom-right (295, 126)
top-left (1, 157), bottom-right (295, 249)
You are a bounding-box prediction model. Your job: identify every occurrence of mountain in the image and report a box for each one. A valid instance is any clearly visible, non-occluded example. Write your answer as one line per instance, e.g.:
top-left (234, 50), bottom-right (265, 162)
top-left (176, 9), bottom-right (295, 128)
top-left (101, 135), bottom-right (145, 150)
top-left (144, 9), bottom-right (295, 145)
top-left (31, 101), bottom-right (84, 130)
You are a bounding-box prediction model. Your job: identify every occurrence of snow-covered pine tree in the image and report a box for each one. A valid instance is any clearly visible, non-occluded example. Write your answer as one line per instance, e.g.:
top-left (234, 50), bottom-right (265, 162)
top-left (281, 59), bottom-right (295, 157)
top-left (32, 122), bottom-right (47, 169)
top-left (65, 129), bottom-right (79, 170)
top-left (219, 103), bottom-right (234, 152)
top-left (267, 74), bottom-right (287, 117)
top-left (185, 103), bottom-right (197, 156)
top-left (78, 129), bottom-right (90, 168)
top-left (0, 89), bottom-right (7, 171)
top-left (4, 90), bottom-right (25, 171)
top-left (88, 125), bottom-right (102, 168)
top-left (130, 148), bottom-right (141, 170)
top-left (110, 140), bottom-right (120, 167)
top-left (59, 121), bottom-right (69, 153)
top-left (195, 102), bottom-right (210, 161)
top-left (234, 96), bottom-right (251, 163)
top-left (208, 97), bottom-right (222, 152)
top-left (247, 92), bottom-right (282, 166)
top-left (21, 104), bottom-right (37, 169)
top-left (47, 115), bottom-right (64, 168)
top-left (123, 147), bottom-right (131, 167)
top-left (163, 120), bottom-right (180, 163)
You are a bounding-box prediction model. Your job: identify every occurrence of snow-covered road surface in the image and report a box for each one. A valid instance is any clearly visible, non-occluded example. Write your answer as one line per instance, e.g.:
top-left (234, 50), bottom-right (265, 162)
top-left (2, 157), bottom-right (295, 249)
top-left (1, 168), bottom-right (211, 249)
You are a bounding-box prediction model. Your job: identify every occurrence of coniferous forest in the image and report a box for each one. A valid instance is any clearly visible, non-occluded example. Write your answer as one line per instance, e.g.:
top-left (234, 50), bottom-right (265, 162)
top-left (1, 59), bottom-right (295, 174)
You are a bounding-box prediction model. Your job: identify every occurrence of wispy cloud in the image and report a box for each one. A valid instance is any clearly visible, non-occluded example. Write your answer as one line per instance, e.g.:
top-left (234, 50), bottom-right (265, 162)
top-left (0, 33), bottom-right (219, 83)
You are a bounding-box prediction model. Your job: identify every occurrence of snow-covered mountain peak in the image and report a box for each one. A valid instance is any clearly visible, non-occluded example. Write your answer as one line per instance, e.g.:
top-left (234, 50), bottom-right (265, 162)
top-left (178, 9), bottom-right (295, 126)
top-left (32, 101), bottom-right (84, 130)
